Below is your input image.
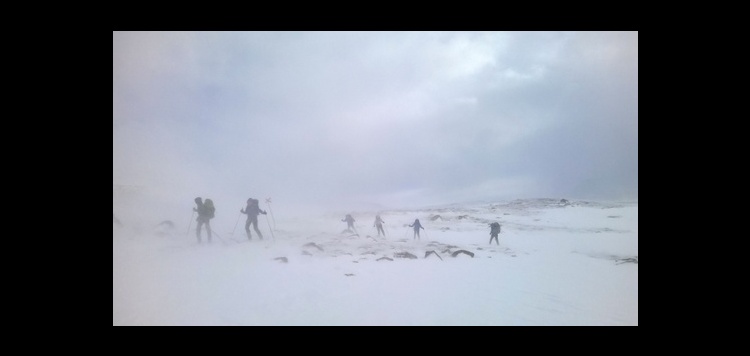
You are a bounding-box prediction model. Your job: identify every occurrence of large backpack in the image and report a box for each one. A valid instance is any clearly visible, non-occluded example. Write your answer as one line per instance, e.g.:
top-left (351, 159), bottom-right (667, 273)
top-left (490, 222), bottom-right (500, 234)
top-left (204, 199), bottom-right (216, 219)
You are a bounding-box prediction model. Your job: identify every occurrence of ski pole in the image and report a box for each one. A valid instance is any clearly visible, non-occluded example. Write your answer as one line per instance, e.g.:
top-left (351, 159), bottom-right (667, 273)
top-left (264, 213), bottom-right (276, 240)
top-left (231, 210), bottom-right (242, 235)
top-left (265, 198), bottom-right (276, 231)
top-left (209, 227), bottom-right (228, 245)
top-left (186, 211), bottom-right (195, 236)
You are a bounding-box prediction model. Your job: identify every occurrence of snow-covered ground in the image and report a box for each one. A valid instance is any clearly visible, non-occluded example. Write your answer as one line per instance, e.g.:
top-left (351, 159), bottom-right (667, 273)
top-left (113, 198), bottom-right (638, 325)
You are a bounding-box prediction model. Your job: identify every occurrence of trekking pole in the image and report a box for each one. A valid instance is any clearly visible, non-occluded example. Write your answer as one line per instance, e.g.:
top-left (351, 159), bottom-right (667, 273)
top-left (265, 198), bottom-right (276, 231)
top-left (209, 228), bottom-right (229, 245)
top-left (264, 213), bottom-right (276, 240)
top-left (231, 210), bottom-right (242, 236)
top-left (186, 211), bottom-right (195, 236)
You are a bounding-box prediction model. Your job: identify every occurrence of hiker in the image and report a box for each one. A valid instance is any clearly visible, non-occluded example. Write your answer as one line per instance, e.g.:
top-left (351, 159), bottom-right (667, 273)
top-left (241, 198), bottom-right (267, 240)
top-left (374, 215), bottom-right (385, 237)
top-left (193, 197), bottom-right (215, 243)
top-left (408, 218), bottom-right (424, 240)
top-left (342, 214), bottom-right (356, 233)
top-left (489, 222), bottom-right (501, 245)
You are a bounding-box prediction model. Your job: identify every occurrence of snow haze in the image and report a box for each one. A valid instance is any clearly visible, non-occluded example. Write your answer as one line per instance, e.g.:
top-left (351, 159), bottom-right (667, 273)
top-left (113, 31), bottom-right (637, 215)
top-left (113, 31), bottom-right (637, 325)
top-left (113, 198), bottom-right (637, 325)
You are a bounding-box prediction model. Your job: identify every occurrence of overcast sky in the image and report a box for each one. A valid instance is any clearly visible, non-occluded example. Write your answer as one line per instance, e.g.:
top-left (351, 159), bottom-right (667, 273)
top-left (113, 31), bottom-right (637, 215)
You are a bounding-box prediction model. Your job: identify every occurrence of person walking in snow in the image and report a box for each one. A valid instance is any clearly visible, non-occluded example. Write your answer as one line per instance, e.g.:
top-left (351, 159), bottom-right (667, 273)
top-left (374, 215), bottom-right (386, 237)
top-left (193, 197), bottom-right (215, 243)
top-left (409, 218), bottom-right (424, 240)
top-left (342, 214), bottom-right (356, 233)
top-left (241, 198), bottom-right (267, 240)
top-left (489, 222), bottom-right (501, 245)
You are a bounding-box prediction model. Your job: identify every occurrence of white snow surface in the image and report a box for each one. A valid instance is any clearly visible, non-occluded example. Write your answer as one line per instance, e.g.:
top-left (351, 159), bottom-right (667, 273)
top-left (113, 198), bottom-right (638, 325)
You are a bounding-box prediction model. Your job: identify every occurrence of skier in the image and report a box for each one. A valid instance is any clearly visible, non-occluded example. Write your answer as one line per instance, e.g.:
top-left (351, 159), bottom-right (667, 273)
top-left (408, 218), bottom-right (424, 240)
top-left (241, 198), bottom-right (267, 240)
top-left (374, 215), bottom-right (386, 237)
top-left (342, 214), bottom-right (356, 233)
top-left (193, 197), bottom-right (215, 243)
top-left (489, 222), bottom-right (501, 245)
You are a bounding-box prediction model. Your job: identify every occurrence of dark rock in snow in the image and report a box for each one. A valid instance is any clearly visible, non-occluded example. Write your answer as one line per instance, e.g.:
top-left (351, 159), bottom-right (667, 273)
top-left (394, 252), bottom-right (418, 259)
top-left (424, 250), bottom-right (443, 260)
top-left (274, 257), bottom-right (288, 263)
top-left (451, 250), bottom-right (474, 258)
top-left (615, 257), bottom-right (638, 265)
top-left (377, 257), bottom-right (393, 261)
top-left (157, 220), bottom-right (175, 228)
top-left (303, 242), bottom-right (324, 251)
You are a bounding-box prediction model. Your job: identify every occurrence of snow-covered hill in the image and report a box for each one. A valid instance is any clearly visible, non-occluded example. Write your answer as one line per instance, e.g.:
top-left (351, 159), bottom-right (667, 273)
top-left (113, 198), bottom-right (638, 325)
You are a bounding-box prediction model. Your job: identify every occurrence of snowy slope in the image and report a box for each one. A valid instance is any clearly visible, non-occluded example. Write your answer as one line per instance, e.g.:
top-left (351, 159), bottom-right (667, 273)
top-left (113, 198), bottom-right (638, 325)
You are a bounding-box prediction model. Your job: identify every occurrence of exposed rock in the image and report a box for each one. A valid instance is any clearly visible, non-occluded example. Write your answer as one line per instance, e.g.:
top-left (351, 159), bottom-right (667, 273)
top-left (615, 257), bottom-right (638, 265)
top-left (451, 250), bottom-right (474, 258)
top-left (424, 250), bottom-right (443, 261)
top-left (157, 220), bottom-right (175, 228)
top-left (303, 242), bottom-right (324, 251)
top-left (377, 257), bottom-right (393, 261)
top-left (274, 257), bottom-right (288, 263)
top-left (345, 273), bottom-right (355, 277)
top-left (302, 250), bottom-right (312, 256)
top-left (394, 251), bottom-right (418, 259)
top-left (429, 214), bottom-right (442, 221)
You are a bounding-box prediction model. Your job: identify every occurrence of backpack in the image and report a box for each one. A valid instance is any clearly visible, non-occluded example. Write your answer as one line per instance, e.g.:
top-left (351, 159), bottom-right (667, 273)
top-left (490, 222), bottom-right (500, 234)
top-left (204, 199), bottom-right (215, 219)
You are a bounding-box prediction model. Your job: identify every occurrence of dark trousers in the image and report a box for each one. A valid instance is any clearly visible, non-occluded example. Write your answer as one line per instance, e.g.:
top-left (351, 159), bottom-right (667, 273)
top-left (489, 233), bottom-right (499, 245)
top-left (245, 217), bottom-right (263, 239)
top-left (197, 219), bottom-right (212, 243)
top-left (376, 224), bottom-right (385, 236)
